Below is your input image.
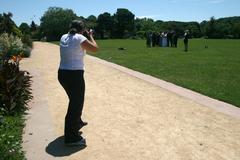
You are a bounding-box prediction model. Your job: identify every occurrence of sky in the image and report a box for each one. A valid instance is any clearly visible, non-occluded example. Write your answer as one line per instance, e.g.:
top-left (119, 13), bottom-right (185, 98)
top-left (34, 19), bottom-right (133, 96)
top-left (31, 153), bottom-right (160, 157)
top-left (0, 0), bottom-right (240, 26)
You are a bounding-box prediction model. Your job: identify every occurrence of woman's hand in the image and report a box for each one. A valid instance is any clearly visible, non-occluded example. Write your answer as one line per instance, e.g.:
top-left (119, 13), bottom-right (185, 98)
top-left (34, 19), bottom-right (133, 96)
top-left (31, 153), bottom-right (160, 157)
top-left (81, 29), bottom-right (98, 53)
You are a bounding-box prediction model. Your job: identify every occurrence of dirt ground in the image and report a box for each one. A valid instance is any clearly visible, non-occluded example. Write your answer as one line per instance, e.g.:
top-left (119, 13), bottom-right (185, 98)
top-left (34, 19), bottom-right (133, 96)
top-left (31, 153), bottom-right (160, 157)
top-left (22, 42), bottom-right (240, 160)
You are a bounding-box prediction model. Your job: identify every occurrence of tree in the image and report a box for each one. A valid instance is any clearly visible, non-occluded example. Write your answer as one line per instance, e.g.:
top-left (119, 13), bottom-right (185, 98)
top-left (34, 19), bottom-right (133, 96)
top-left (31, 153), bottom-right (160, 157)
top-left (135, 18), bottom-right (155, 32)
top-left (187, 22), bottom-right (202, 38)
top-left (86, 15), bottom-right (97, 29)
top-left (0, 12), bottom-right (15, 34)
top-left (19, 23), bottom-right (31, 35)
top-left (96, 12), bottom-right (113, 39)
top-left (40, 7), bottom-right (77, 41)
top-left (205, 17), bottom-right (218, 38)
top-left (113, 8), bottom-right (135, 38)
top-left (233, 22), bottom-right (240, 38)
top-left (30, 21), bottom-right (37, 31)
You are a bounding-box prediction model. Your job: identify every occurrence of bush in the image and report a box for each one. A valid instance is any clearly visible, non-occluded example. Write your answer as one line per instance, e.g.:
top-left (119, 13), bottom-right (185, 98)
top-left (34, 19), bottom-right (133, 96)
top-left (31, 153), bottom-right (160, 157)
top-left (21, 34), bottom-right (33, 48)
top-left (0, 57), bottom-right (33, 115)
top-left (21, 47), bottom-right (31, 58)
top-left (0, 33), bottom-right (24, 58)
top-left (0, 33), bottom-right (32, 58)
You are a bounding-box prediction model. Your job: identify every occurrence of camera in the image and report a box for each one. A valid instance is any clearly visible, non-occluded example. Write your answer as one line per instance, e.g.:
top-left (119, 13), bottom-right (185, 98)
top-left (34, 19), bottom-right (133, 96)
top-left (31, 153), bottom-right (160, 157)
top-left (83, 29), bottom-right (94, 39)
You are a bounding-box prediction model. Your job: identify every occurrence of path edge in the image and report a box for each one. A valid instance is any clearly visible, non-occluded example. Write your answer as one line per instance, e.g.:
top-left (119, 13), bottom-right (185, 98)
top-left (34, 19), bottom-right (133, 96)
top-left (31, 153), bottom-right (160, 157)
top-left (87, 55), bottom-right (240, 119)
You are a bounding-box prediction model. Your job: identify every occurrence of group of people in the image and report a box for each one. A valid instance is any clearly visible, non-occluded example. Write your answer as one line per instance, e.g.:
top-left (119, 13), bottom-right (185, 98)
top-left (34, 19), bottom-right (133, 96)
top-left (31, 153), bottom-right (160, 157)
top-left (146, 31), bottom-right (178, 48)
top-left (146, 30), bottom-right (190, 51)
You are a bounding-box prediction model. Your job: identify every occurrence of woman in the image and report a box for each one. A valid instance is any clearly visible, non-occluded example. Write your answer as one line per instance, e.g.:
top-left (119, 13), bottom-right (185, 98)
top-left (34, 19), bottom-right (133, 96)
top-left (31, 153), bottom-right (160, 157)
top-left (58, 20), bottom-right (98, 146)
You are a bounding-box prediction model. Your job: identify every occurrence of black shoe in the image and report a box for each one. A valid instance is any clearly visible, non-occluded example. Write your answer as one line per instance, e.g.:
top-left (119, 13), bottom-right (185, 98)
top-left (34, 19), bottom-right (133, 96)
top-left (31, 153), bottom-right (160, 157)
top-left (80, 121), bottom-right (88, 126)
top-left (81, 121), bottom-right (88, 126)
top-left (65, 136), bottom-right (86, 147)
top-left (78, 121), bottom-right (88, 130)
top-left (78, 131), bottom-right (83, 135)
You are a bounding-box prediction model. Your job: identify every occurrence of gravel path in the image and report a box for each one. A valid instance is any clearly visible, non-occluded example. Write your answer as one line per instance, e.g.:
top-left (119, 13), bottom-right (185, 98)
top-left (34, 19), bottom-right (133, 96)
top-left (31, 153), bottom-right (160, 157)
top-left (22, 42), bottom-right (240, 160)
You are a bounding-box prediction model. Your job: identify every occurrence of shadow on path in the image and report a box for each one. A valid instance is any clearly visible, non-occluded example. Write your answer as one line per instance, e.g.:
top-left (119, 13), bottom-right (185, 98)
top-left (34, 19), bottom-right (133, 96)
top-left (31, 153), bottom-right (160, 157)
top-left (45, 136), bottom-right (86, 157)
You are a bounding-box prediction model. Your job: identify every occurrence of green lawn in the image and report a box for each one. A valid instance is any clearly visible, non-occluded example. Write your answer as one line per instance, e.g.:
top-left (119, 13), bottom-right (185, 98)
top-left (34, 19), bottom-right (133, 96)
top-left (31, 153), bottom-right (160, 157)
top-left (92, 39), bottom-right (240, 107)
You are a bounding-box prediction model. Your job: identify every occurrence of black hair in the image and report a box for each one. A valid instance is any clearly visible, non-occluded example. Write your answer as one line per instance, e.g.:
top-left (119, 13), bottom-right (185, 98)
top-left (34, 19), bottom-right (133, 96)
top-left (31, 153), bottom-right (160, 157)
top-left (69, 20), bottom-right (85, 34)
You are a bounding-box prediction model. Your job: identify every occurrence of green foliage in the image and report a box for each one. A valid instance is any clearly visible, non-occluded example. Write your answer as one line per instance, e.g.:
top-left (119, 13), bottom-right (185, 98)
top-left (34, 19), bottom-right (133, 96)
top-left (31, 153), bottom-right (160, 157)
top-left (136, 31), bottom-right (146, 39)
top-left (0, 115), bottom-right (25, 160)
top-left (0, 12), bottom-right (22, 37)
top-left (30, 21), bottom-right (37, 32)
top-left (0, 14), bottom-right (32, 160)
top-left (202, 16), bottom-right (240, 39)
top-left (86, 15), bottom-right (97, 29)
top-left (21, 47), bottom-right (31, 58)
top-left (135, 18), bottom-right (155, 32)
top-left (0, 12), bottom-right (15, 34)
top-left (19, 23), bottom-right (31, 35)
top-left (0, 59), bottom-right (33, 115)
top-left (40, 7), bottom-right (77, 41)
top-left (31, 29), bottom-right (42, 41)
top-left (12, 26), bottom-right (23, 37)
top-left (21, 34), bottom-right (33, 48)
top-left (113, 8), bottom-right (135, 38)
top-left (0, 33), bottom-right (23, 57)
top-left (0, 33), bottom-right (31, 58)
top-left (134, 19), bottom-right (202, 38)
top-left (93, 39), bottom-right (240, 107)
top-left (38, 7), bottom-right (240, 39)
top-left (232, 22), bottom-right (240, 38)
top-left (96, 12), bottom-right (114, 39)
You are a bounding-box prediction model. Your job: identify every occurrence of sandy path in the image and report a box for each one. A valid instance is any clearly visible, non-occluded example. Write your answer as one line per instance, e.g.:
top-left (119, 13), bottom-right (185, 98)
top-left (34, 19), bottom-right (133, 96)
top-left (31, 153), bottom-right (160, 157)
top-left (22, 42), bottom-right (240, 160)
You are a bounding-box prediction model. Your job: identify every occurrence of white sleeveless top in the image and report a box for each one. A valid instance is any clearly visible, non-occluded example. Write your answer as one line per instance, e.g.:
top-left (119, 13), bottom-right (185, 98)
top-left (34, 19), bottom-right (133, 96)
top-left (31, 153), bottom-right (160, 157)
top-left (59, 33), bottom-right (87, 70)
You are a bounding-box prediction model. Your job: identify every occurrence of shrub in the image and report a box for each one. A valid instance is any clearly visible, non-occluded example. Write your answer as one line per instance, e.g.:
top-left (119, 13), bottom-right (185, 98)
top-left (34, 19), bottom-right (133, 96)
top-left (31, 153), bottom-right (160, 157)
top-left (21, 34), bottom-right (33, 48)
top-left (0, 56), bottom-right (33, 115)
top-left (0, 33), bottom-right (24, 58)
top-left (21, 47), bottom-right (31, 58)
top-left (0, 33), bottom-right (32, 58)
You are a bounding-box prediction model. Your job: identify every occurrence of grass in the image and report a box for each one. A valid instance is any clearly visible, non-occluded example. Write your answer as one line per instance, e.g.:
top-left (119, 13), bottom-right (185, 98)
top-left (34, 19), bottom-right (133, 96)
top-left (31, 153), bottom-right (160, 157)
top-left (52, 39), bottom-right (240, 107)
top-left (93, 39), bottom-right (240, 107)
top-left (0, 114), bottom-right (26, 160)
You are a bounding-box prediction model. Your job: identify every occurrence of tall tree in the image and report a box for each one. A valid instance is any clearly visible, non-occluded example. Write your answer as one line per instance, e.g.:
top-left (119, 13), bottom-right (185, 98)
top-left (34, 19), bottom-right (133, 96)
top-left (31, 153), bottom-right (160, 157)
top-left (40, 7), bottom-right (77, 41)
top-left (205, 17), bottom-right (217, 38)
top-left (113, 8), bottom-right (135, 38)
top-left (0, 12), bottom-right (15, 34)
top-left (96, 12), bottom-right (113, 39)
top-left (30, 21), bottom-right (37, 31)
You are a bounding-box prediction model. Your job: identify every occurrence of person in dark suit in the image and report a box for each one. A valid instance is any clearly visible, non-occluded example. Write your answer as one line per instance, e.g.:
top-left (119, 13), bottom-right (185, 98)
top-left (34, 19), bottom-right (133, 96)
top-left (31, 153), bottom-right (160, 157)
top-left (184, 30), bottom-right (190, 51)
top-left (167, 31), bottom-right (173, 47)
top-left (172, 31), bottom-right (178, 48)
top-left (146, 31), bottom-right (152, 47)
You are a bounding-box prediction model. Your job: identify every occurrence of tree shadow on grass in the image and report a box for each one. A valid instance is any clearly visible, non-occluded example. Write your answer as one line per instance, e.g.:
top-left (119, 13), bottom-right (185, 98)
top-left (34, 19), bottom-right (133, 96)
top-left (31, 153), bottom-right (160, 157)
top-left (45, 136), bottom-right (86, 157)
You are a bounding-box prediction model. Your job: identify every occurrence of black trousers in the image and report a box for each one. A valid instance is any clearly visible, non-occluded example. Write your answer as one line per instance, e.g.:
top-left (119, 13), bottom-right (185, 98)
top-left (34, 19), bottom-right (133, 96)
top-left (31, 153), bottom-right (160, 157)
top-left (58, 69), bottom-right (85, 142)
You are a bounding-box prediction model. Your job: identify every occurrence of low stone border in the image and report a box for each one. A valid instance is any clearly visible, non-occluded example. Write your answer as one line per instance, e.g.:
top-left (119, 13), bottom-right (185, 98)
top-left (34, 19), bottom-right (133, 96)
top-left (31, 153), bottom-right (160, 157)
top-left (87, 55), bottom-right (240, 119)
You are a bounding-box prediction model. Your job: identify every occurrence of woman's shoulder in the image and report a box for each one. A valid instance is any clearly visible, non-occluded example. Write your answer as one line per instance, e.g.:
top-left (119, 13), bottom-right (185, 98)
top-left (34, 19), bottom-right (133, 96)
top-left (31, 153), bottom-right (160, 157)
top-left (61, 34), bottom-right (69, 40)
top-left (75, 34), bottom-right (87, 43)
top-left (75, 33), bottom-right (86, 38)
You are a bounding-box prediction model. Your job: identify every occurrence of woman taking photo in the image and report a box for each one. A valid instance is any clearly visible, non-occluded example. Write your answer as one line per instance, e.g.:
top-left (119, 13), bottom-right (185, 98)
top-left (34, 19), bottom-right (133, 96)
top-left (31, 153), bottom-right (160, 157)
top-left (58, 20), bottom-right (98, 146)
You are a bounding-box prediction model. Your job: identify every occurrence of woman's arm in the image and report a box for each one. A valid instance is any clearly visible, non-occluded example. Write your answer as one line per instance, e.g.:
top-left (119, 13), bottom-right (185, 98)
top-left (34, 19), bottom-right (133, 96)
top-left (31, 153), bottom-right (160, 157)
top-left (81, 30), bottom-right (98, 53)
